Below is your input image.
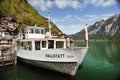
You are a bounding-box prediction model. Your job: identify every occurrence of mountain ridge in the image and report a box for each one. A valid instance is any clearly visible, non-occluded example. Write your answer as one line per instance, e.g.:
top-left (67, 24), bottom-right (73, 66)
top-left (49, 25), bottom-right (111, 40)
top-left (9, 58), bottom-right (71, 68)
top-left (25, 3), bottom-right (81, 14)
top-left (72, 14), bottom-right (120, 40)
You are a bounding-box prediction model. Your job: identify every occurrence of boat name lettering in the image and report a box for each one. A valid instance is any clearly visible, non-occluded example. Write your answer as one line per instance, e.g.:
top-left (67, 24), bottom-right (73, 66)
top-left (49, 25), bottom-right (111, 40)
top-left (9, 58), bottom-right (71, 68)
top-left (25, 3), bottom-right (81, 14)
top-left (66, 55), bottom-right (74, 58)
top-left (45, 54), bottom-right (65, 58)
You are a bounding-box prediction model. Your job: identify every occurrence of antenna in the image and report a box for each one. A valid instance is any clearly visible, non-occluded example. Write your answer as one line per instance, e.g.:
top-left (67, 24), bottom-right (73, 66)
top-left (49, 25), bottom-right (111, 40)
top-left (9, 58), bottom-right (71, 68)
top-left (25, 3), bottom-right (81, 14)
top-left (48, 12), bottom-right (51, 38)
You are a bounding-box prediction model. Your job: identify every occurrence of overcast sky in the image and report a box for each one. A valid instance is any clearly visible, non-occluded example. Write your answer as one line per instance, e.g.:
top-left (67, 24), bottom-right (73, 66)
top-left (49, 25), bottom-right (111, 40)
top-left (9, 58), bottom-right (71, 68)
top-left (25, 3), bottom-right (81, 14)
top-left (27, 0), bottom-right (120, 34)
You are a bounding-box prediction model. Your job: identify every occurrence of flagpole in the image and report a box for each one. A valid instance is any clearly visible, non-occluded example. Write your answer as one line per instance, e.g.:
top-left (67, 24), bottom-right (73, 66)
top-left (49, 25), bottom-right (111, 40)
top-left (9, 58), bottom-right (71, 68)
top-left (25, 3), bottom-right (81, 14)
top-left (86, 39), bottom-right (88, 47)
top-left (84, 24), bottom-right (88, 47)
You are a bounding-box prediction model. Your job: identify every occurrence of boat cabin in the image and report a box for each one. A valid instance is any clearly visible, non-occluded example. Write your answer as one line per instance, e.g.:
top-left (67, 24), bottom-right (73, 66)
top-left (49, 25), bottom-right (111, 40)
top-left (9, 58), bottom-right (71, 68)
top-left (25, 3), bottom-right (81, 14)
top-left (18, 26), bottom-right (68, 51)
top-left (18, 38), bottom-right (67, 51)
top-left (22, 26), bottom-right (45, 39)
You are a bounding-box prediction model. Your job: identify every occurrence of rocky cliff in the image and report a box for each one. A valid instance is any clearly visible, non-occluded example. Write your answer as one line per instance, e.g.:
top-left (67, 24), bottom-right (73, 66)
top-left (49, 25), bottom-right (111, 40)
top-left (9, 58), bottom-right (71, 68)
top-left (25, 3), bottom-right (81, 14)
top-left (72, 14), bottom-right (120, 40)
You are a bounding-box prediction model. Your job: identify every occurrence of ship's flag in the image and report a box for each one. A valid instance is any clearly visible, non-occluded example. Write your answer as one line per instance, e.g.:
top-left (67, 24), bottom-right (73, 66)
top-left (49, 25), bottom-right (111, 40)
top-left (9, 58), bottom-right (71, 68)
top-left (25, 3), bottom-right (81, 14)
top-left (84, 25), bottom-right (88, 41)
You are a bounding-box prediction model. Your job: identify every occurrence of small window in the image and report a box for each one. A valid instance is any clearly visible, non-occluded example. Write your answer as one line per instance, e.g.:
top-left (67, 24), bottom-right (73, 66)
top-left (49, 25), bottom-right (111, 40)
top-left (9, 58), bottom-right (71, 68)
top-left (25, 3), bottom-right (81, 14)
top-left (35, 29), bottom-right (40, 34)
top-left (18, 41), bottom-right (24, 49)
top-left (41, 29), bottom-right (44, 34)
top-left (35, 41), bottom-right (40, 50)
top-left (29, 28), bottom-right (34, 33)
top-left (28, 41), bottom-right (32, 50)
top-left (42, 41), bottom-right (47, 48)
top-left (48, 40), bottom-right (54, 49)
top-left (56, 41), bottom-right (64, 48)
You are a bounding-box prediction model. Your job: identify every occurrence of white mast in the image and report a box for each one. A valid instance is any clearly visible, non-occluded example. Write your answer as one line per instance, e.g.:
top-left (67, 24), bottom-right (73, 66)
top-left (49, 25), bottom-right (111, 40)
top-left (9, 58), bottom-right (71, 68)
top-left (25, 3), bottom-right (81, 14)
top-left (48, 12), bottom-right (51, 38)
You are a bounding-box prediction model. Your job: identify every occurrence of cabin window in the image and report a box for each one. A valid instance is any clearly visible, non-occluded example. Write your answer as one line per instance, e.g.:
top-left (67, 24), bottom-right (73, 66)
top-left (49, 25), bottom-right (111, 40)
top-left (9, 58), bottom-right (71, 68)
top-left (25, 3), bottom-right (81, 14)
top-left (48, 40), bottom-right (54, 49)
top-left (18, 41), bottom-right (24, 49)
top-left (29, 28), bottom-right (34, 33)
top-left (27, 41), bottom-right (32, 50)
top-left (27, 29), bottom-right (30, 33)
top-left (35, 29), bottom-right (40, 34)
top-left (18, 41), bottom-right (32, 51)
top-left (56, 41), bottom-right (64, 48)
top-left (35, 41), bottom-right (40, 50)
top-left (42, 41), bottom-right (47, 48)
top-left (41, 29), bottom-right (44, 34)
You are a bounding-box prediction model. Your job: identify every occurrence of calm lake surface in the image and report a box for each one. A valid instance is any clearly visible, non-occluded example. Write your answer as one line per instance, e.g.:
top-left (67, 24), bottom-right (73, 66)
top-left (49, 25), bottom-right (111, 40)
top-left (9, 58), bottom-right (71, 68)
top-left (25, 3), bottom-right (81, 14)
top-left (0, 41), bottom-right (120, 80)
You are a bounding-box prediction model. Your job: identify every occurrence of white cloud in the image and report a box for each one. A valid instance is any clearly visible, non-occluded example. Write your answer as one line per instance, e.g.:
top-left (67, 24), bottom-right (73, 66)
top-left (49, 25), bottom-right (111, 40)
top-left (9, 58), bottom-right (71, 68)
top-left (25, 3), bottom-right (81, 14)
top-left (38, 0), bottom-right (49, 11)
top-left (28, 0), bottom-right (53, 11)
top-left (70, 0), bottom-right (81, 9)
top-left (58, 24), bottom-right (84, 34)
top-left (28, 0), bottom-right (116, 11)
top-left (84, 15), bottom-right (97, 18)
top-left (83, 0), bottom-right (116, 7)
top-left (28, 0), bottom-right (81, 11)
top-left (53, 14), bottom-right (99, 24)
top-left (64, 15), bottom-right (72, 19)
top-left (54, 0), bottom-right (81, 10)
top-left (101, 13), bottom-right (115, 19)
top-left (83, 15), bottom-right (98, 21)
top-left (54, 0), bottom-right (69, 9)
top-left (100, 0), bottom-right (116, 7)
top-left (46, 0), bottom-right (53, 8)
top-left (53, 15), bottom-right (73, 23)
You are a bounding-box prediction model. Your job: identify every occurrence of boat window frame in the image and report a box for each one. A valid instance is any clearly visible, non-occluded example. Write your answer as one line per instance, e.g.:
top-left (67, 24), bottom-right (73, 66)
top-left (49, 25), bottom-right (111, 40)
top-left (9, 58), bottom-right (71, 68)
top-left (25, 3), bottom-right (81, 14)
top-left (27, 41), bottom-right (32, 51)
top-left (28, 28), bottom-right (34, 33)
top-left (35, 41), bottom-right (40, 50)
top-left (41, 29), bottom-right (45, 34)
top-left (48, 40), bottom-right (54, 49)
top-left (18, 41), bottom-right (24, 49)
top-left (18, 41), bottom-right (32, 51)
top-left (56, 41), bottom-right (64, 48)
top-left (42, 40), bottom-right (47, 48)
top-left (35, 28), bottom-right (40, 34)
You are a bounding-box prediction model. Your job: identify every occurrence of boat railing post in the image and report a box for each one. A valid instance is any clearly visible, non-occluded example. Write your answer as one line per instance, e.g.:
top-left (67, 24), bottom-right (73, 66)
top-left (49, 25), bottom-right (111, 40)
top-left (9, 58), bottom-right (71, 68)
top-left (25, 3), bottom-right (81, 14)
top-left (86, 40), bottom-right (88, 47)
top-left (70, 39), bottom-right (74, 52)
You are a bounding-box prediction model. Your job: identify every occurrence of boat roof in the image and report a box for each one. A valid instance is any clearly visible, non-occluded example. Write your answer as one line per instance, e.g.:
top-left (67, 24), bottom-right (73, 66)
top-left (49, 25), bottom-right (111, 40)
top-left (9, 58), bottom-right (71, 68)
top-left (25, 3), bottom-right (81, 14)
top-left (25, 26), bottom-right (45, 29)
top-left (18, 38), bottom-right (66, 41)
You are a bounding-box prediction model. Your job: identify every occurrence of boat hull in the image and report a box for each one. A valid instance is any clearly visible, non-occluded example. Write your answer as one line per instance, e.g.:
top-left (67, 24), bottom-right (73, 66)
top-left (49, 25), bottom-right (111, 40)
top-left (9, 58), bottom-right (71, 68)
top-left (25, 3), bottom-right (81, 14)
top-left (17, 47), bottom-right (88, 76)
top-left (18, 57), bottom-right (78, 76)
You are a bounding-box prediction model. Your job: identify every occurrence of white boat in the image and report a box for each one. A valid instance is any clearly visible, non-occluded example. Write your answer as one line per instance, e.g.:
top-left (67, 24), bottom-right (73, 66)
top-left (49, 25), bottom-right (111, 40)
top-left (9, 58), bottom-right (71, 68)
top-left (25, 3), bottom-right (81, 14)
top-left (15, 25), bottom-right (89, 77)
top-left (16, 13), bottom-right (89, 77)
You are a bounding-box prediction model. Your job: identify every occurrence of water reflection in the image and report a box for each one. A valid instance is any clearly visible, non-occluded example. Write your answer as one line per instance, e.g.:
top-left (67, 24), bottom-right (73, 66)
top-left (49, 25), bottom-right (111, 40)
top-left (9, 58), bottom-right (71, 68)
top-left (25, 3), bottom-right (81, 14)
top-left (89, 41), bottom-right (120, 66)
top-left (76, 41), bottom-right (120, 80)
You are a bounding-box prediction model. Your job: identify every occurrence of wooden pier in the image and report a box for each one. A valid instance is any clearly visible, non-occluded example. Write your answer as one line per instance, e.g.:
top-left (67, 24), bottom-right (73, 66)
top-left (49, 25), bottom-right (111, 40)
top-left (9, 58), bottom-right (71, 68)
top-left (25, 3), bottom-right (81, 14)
top-left (0, 53), bottom-right (17, 67)
top-left (0, 46), bottom-right (17, 67)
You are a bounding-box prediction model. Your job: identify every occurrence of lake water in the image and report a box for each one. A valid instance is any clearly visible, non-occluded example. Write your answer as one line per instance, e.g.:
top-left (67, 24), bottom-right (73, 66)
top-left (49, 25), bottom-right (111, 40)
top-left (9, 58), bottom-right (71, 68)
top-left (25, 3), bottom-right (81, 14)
top-left (0, 41), bottom-right (120, 80)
